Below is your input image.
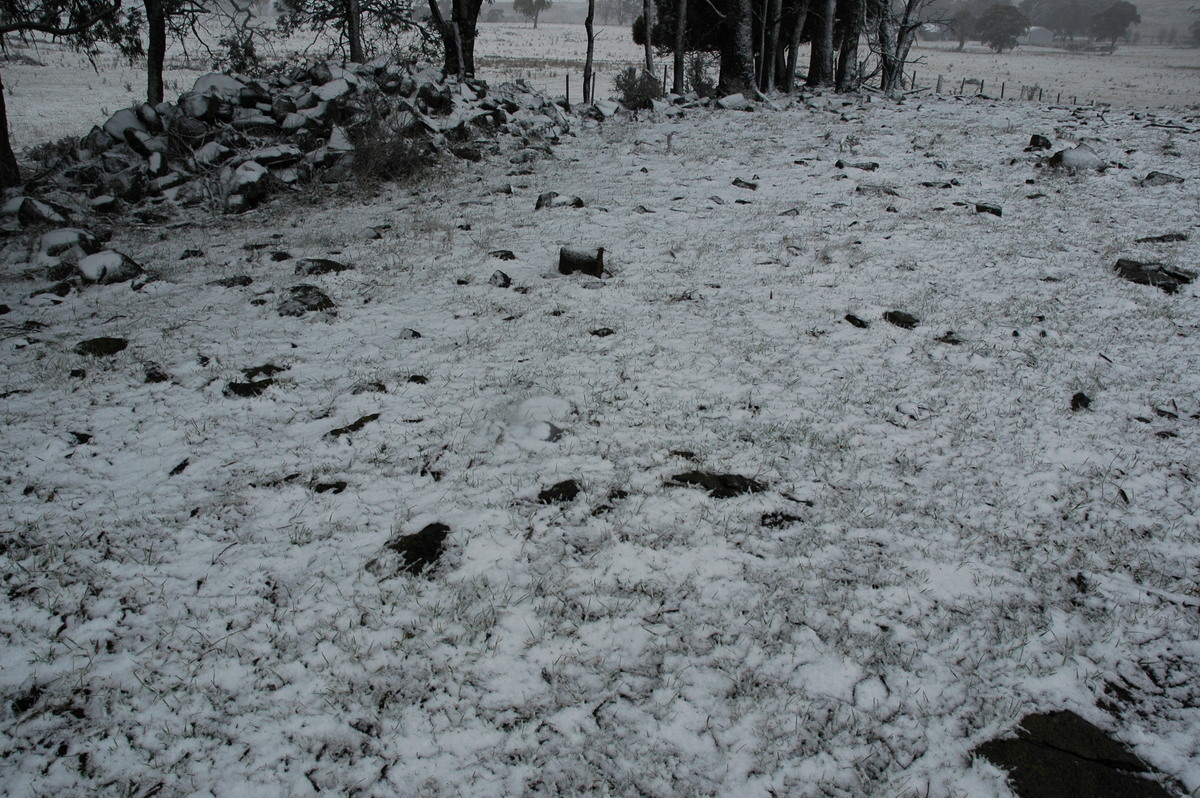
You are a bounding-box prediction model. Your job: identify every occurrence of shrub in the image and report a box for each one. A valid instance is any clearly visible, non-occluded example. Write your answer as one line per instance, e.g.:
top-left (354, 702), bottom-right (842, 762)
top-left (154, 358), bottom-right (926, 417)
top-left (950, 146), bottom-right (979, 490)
top-left (614, 66), bottom-right (662, 110)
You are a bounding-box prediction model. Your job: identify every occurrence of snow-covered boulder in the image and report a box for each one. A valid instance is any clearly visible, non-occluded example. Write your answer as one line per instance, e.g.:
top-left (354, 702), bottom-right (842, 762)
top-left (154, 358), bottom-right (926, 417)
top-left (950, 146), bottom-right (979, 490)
top-left (1049, 144), bottom-right (1104, 171)
top-left (76, 250), bottom-right (143, 284)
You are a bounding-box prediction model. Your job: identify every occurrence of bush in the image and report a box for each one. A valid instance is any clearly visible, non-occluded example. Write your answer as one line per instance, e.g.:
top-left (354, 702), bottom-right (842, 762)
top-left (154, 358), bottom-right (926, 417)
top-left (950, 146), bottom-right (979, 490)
top-left (347, 103), bottom-right (435, 185)
top-left (686, 53), bottom-right (717, 97)
top-left (614, 66), bottom-right (662, 110)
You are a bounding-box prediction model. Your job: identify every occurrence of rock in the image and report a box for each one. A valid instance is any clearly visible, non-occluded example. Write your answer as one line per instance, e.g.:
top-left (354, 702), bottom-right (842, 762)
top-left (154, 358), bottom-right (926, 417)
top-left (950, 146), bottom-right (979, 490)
top-left (538, 479), bottom-right (581, 505)
top-left (316, 78), bottom-right (353, 102)
top-left (192, 73), bottom-right (246, 98)
top-left (224, 379), bottom-right (274, 398)
top-left (1134, 233), bottom-right (1187, 244)
top-left (845, 314), bottom-right (870, 329)
top-left (74, 337), bottom-right (128, 357)
top-left (558, 247), bottom-right (604, 277)
top-left (835, 160), bottom-right (879, 171)
top-left (975, 202), bottom-right (1002, 217)
top-left (220, 161), bottom-right (272, 210)
top-left (489, 249), bottom-right (517, 261)
top-left (856, 184), bottom-right (900, 197)
top-left (535, 191), bottom-right (585, 210)
top-left (367, 522), bottom-right (452, 577)
top-left (974, 710), bottom-right (1172, 798)
top-left (883, 310), bottom-right (919, 329)
top-left (193, 142), bottom-right (233, 167)
top-left (101, 108), bottom-right (147, 141)
top-left (76, 250), bottom-right (143, 284)
top-left (1140, 171), bottom-right (1184, 187)
top-left (717, 93), bottom-right (752, 111)
top-left (489, 270), bottom-right (511, 288)
top-left (590, 327), bottom-right (615, 337)
top-left (245, 144), bottom-right (303, 167)
top-left (37, 228), bottom-right (101, 260)
top-left (670, 471), bottom-right (766, 499)
top-left (732, 177), bottom-right (758, 190)
top-left (1071, 392), bottom-right (1091, 411)
top-left (211, 275), bottom-right (253, 288)
top-left (277, 284), bottom-right (337, 316)
top-left (327, 413), bottom-right (380, 438)
top-left (591, 99), bottom-right (621, 118)
top-left (1026, 134), bottom-right (1052, 151)
top-left (1048, 144), bottom-right (1104, 171)
top-left (3, 197), bottom-right (69, 226)
top-left (1114, 258), bottom-right (1195, 294)
top-left (294, 258), bottom-right (352, 275)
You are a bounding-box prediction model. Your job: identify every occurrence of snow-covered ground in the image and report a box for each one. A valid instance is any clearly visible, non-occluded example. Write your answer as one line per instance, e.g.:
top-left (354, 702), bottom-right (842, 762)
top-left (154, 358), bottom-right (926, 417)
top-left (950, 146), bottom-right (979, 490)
top-left (2, 61), bottom-right (1200, 798)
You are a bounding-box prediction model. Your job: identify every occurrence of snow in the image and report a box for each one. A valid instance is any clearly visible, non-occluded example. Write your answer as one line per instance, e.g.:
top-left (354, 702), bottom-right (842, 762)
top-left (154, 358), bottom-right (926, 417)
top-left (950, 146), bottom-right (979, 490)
top-left (3, 80), bottom-right (1200, 796)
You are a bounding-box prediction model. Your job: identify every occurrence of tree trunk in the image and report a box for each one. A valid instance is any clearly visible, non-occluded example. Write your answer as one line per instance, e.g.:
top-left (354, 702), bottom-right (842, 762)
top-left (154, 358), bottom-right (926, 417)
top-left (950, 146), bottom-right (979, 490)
top-left (672, 0), bottom-right (687, 94)
top-left (347, 0), bottom-right (365, 62)
top-left (642, 0), bottom-right (656, 74)
top-left (0, 72), bottom-right (21, 190)
top-left (806, 0), bottom-right (835, 87)
top-left (718, 0), bottom-right (756, 94)
top-left (782, 0), bottom-right (810, 92)
top-left (835, 0), bottom-right (860, 91)
top-left (584, 0), bottom-right (596, 101)
top-left (761, 0), bottom-right (782, 91)
top-left (452, 0), bottom-right (483, 76)
top-left (427, 0), bottom-right (459, 76)
top-left (145, 0), bottom-right (166, 104)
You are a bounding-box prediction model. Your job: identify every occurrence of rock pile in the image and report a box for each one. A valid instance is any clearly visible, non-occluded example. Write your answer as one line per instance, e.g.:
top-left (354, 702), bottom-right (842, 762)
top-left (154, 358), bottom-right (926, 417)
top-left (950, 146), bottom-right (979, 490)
top-left (3, 60), bottom-right (572, 229)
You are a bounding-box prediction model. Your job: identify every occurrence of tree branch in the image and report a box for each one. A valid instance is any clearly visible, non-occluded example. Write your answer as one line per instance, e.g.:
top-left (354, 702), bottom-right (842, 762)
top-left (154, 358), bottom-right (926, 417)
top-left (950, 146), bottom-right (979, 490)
top-left (0, 0), bottom-right (122, 37)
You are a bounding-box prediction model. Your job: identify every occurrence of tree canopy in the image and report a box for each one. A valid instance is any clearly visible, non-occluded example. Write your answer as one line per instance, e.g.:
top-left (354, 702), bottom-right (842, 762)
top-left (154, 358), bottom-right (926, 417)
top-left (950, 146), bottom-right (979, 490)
top-left (512, 0), bottom-right (551, 26)
top-left (1091, 1), bottom-right (1139, 44)
top-left (976, 2), bottom-right (1029, 51)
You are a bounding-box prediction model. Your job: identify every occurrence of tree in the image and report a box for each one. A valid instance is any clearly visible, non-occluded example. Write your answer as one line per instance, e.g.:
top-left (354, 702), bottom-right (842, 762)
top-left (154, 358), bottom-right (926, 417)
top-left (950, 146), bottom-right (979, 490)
top-left (866, 0), bottom-right (946, 95)
top-left (976, 2), bottom-right (1027, 51)
top-left (276, 0), bottom-right (423, 63)
top-left (0, 0), bottom-right (141, 189)
top-left (1091, 1), bottom-right (1139, 45)
top-left (512, 0), bottom-right (550, 26)
top-left (428, 0), bottom-right (487, 77)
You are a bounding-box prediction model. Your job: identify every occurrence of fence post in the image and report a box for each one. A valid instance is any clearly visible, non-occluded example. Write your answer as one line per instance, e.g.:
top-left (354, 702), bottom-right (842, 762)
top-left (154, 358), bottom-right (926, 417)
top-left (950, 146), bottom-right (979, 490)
top-left (1000, 82), bottom-right (1005, 99)
top-left (936, 74), bottom-right (943, 94)
top-left (1057, 92), bottom-right (1061, 103)
top-left (960, 78), bottom-right (966, 94)
top-left (1039, 88), bottom-right (1043, 102)
top-left (980, 79), bottom-right (984, 94)
top-left (566, 74), bottom-right (570, 106)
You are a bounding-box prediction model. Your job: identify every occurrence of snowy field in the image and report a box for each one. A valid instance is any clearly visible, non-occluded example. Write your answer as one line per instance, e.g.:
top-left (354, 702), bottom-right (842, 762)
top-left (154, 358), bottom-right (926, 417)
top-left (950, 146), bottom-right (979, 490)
top-left (3, 32), bottom-right (1200, 798)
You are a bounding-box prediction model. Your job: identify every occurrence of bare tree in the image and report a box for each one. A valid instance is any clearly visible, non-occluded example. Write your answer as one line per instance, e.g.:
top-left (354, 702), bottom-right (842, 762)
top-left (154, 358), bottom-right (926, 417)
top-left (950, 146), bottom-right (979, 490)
top-left (866, 0), bottom-right (943, 95)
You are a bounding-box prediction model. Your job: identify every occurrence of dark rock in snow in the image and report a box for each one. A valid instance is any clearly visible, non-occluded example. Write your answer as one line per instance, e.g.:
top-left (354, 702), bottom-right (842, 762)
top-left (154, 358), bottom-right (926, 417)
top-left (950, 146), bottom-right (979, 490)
top-left (295, 257), bottom-right (352, 275)
top-left (211, 275), bottom-right (254, 288)
top-left (489, 249), bottom-right (517, 261)
top-left (975, 202), bottom-right (1002, 217)
top-left (883, 311), bottom-right (919, 329)
top-left (1114, 259), bottom-right (1195, 294)
top-left (368, 522), bottom-right (452, 577)
top-left (856, 184), bottom-right (900, 197)
top-left (535, 191), bottom-right (585, 210)
top-left (670, 471), bottom-right (766, 498)
top-left (313, 480), bottom-right (347, 494)
top-left (559, 247), bottom-right (604, 277)
top-left (144, 363), bottom-right (171, 383)
top-left (845, 314), bottom-right (870, 329)
top-left (732, 177), bottom-right (758, 191)
top-left (1134, 233), bottom-right (1187, 244)
top-left (538, 479), bottom-right (581, 505)
top-left (243, 363), bottom-right (286, 379)
top-left (974, 710), bottom-right (1172, 798)
top-left (74, 337), bottom-right (128, 357)
top-left (327, 413), bottom-right (380, 438)
top-left (835, 160), bottom-right (879, 171)
top-left (489, 270), bottom-right (512, 288)
top-left (224, 379), bottom-right (274, 398)
top-left (408, 375), bottom-right (428, 384)
top-left (761, 512), bottom-right (804, 528)
top-left (278, 285), bottom-right (337, 316)
top-left (1071, 392), bottom-right (1091, 411)
top-left (1026, 134), bottom-right (1052, 151)
top-left (590, 327), bottom-right (615, 337)
top-left (1140, 171), bottom-right (1184, 187)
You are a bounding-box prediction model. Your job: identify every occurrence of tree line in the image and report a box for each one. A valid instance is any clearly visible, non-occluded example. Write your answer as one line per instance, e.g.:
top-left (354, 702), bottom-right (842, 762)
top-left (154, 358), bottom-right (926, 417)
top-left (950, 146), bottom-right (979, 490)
top-left (0, 0), bottom-right (1157, 189)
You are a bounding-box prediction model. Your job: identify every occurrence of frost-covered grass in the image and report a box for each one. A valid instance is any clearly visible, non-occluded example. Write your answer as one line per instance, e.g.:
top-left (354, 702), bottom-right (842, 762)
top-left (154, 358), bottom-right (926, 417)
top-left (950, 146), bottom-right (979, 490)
top-left (2, 95), bottom-right (1199, 796)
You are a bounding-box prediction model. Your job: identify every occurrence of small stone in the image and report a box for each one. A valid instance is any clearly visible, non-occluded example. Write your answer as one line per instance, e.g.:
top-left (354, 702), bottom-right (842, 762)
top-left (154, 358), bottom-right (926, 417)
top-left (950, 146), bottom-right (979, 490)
top-left (1140, 171), bottom-right (1184, 187)
top-left (558, 247), bottom-right (605, 277)
top-left (538, 479), bottom-right (581, 505)
top-left (224, 379), bottom-right (274, 398)
top-left (670, 471), bottom-right (766, 498)
top-left (295, 258), bottom-right (352, 276)
top-left (590, 327), bottom-right (615, 337)
top-left (1071, 392), bottom-right (1091, 411)
top-left (327, 413), bottom-right (380, 438)
top-left (489, 249), bottom-right (517, 261)
top-left (277, 285), bottom-right (336, 317)
top-left (74, 337), bottom-right (128, 357)
top-left (883, 310), bottom-right (919, 329)
top-left (975, 202), bottom-right (1002, 217)
top-left (732, 177), bottom-right (758, 191)
top-left (1026, 134), bottom-right (1052, 151)
top-left (367, 522), bottom-right (452, 577)
top-left (845, 314), bottom-right (870, 329)
top-left (489, 270), bottom-right (512, 288)
top-left (835, 160), bottom-right (879, 171)
top-left (76, 250), bottom-right (143, 284)
top-left (1134, 233), bottom-right (1187, 244)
